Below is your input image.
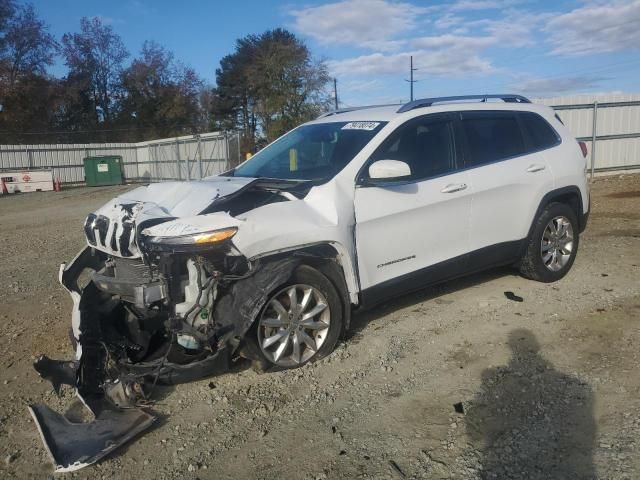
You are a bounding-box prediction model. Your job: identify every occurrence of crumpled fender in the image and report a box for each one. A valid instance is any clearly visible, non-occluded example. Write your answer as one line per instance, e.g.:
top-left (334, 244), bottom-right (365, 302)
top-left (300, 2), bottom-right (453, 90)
top-left (213, 257), bottom-right (301, 346)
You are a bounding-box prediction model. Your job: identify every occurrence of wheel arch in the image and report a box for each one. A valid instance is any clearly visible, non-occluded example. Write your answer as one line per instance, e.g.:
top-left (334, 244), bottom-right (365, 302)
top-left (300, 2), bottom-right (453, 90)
top-left (527, 186), bottom-right (586, 242)
top-left (251, 242), bottom-right (356, 331)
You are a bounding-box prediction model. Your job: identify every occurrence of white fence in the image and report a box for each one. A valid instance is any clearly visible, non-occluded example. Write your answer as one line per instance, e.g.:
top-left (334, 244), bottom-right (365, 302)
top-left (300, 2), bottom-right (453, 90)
top-left (537, 94), bottom-right (640, 175)
top-left (0, 131), bottom-right (240, 185)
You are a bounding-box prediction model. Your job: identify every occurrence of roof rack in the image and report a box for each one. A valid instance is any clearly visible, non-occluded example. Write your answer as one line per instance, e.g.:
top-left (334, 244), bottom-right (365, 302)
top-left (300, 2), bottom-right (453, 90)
top-left (317, 103), bottom-right (400, 119)
top-left (397, 94), bottom-right (531, 113)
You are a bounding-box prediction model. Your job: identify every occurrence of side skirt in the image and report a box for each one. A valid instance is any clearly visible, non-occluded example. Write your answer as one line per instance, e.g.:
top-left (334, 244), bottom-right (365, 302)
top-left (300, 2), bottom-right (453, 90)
top-left (359, 239), bottom-right (525, 309)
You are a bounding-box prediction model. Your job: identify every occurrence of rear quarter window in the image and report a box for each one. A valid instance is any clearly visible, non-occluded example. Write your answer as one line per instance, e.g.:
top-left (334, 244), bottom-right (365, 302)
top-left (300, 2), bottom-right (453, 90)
top-left (520, 112), bottom-right (561, 151)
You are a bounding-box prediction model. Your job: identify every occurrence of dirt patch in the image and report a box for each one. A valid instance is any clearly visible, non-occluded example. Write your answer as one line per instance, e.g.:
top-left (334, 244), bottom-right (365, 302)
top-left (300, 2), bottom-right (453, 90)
top-left (595, 228), bottom-right (640, 238)
top-left (0, 175), bottom-right (639, 479)
top-left (606, 190), bottom-right (640, 198)
top-left (590, 210), bottom-right (640, 220)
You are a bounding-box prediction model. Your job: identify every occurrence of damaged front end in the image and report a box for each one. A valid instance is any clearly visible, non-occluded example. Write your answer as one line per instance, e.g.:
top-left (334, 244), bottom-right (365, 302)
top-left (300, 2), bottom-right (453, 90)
top-left (30, 179), bottom-right (304, 472)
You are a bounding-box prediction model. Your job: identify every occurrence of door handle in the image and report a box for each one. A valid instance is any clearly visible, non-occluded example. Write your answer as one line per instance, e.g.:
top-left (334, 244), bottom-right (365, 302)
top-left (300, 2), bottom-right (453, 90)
top-left (441, 183), bottom-right (467, 193)
top-left (526, 164), bottom-right (546, 173)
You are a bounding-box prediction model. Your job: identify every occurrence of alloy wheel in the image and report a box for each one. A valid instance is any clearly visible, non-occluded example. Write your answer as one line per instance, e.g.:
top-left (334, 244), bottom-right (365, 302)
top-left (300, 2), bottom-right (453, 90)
top-left (541, 215), bottom-right (574, 271)
top-left (257, 284), bottom-right (331, 367)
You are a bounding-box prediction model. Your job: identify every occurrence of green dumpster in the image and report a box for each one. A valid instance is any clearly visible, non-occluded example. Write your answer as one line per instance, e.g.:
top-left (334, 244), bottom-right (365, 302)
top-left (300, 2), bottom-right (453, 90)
top-left (83, 156), bottom-right (124, 186)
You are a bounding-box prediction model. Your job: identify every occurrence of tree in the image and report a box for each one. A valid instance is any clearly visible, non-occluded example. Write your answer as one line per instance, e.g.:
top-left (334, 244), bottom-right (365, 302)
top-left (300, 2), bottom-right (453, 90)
top-left (119, 41), bottom-right (204, 141)
top-left (1, 3), bottom-right (57, 86)
top-left (0, 75), bottom-right (62, 143)
top-left (211, 28), bottom-right (330, 153)
top-left (248, 29), bottom-right (330, 141)
top-left (211, 38), bottom-right (258, 147)
top-left (0, 0), bottom-right (15, 46)
top-left (61, 16), bottom-right (128, 126)
top-left (0, 1), bottom-right (60, 144)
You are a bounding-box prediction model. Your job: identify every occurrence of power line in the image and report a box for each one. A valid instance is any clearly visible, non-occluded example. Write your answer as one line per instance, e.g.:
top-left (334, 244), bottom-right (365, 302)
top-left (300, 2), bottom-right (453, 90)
top-left (404, 55), bottom-right (418, 101)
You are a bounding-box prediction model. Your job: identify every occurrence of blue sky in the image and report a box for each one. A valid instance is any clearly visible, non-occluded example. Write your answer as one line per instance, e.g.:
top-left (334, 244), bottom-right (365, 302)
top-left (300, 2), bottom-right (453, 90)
top-left (34, 0), bottom-right (640, 105)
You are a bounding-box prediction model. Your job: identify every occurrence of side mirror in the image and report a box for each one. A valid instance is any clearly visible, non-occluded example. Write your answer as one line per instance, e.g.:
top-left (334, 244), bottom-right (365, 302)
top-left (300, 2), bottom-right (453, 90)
top-left (368, 159), bottom-right (412, 180)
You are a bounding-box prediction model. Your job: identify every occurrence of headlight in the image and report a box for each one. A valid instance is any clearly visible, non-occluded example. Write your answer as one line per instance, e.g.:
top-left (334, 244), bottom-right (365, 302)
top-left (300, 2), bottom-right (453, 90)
top-left (143, 227), bottom-right (238, 251)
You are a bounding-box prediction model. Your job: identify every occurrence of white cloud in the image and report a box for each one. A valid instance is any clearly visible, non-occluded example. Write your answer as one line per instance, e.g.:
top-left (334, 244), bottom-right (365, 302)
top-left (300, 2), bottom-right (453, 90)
top-left (289, 0), bottom-right (634, 102)
top-left (360, 39), bottom-right (408, 52)
top-left (478, 19), bottom-right (535, 47)
top-left (327, 33), bottom-right (498, 78)
top-left (339, 78), bottom-right (385, 93)
top-left (288, 0), bottom-right (530, 82)
top-left (512, 75), bottom-right (604, 95)
top-left (289, 0), bottom-right (428, 48)
top-left (546, 0), bottom-right (640, 56)
top-left (434, 13), bottom-right (464, 29)
top-left (328, 49), bottom-right (494, 77)
top-left (411, 34), bottom-right (496, 49)
top-left (448, 0), bottom-right (521, 11)
top-left (465, 10), bottom-right (550, 48)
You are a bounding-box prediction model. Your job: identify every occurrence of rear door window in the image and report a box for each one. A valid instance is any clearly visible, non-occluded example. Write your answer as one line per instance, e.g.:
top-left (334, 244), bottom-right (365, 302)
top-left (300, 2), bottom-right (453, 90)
top-left (460, 111), bottom-right (526, 168)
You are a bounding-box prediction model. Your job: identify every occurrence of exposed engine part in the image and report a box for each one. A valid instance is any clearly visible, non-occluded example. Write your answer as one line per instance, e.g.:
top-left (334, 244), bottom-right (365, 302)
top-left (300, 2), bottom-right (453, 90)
top-left (174, 258), bottom-right (218, 350)
top-left (113, 256), bottom-right (152, 281)
top-left (91, 256), bottom-right (167, 309)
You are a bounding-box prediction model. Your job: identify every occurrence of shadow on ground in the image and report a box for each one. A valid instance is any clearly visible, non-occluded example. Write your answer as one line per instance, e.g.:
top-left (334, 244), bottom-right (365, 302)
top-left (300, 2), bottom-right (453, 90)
top-left (465, 329), bottom-right (596, 479)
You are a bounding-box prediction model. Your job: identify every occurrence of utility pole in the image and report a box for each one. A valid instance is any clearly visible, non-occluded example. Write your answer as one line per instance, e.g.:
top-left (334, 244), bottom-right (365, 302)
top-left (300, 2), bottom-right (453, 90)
top-left (404, 55), bottom-right (418, 101)
top-left (333, 78), bottom-right (339, 110)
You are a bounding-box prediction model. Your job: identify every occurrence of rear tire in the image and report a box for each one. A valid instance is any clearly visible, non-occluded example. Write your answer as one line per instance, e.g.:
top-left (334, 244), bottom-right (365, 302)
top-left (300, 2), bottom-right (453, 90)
top-left (519, 202), bottom-right (579, 282)
top-left (247, 265), bottom-right (344, 370)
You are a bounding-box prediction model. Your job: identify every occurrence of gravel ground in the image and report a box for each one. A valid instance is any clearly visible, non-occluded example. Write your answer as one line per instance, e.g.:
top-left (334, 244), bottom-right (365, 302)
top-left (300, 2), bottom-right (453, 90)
top-left (0, 175), bottom-right (639, 480)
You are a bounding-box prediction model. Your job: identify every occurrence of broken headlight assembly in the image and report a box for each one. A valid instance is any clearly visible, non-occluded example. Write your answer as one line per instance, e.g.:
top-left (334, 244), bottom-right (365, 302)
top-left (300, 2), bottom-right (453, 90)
top-left (141, 227), bottom-right (238, 253)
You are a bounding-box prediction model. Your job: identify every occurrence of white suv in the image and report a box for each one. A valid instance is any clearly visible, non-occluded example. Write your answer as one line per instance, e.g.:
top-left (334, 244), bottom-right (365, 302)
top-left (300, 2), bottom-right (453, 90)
top-left (31, 94), bottom-right (589, 471)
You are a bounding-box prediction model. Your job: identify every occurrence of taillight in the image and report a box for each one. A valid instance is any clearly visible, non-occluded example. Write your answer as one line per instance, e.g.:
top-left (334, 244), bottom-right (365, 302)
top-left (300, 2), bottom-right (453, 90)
top-left (578, 141), bottom-right (588, 158)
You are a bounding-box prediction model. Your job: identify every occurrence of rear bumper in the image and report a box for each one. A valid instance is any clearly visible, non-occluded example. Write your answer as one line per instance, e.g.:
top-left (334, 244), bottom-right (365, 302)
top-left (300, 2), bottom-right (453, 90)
top-left (579, 194), bottom-right (590, 233)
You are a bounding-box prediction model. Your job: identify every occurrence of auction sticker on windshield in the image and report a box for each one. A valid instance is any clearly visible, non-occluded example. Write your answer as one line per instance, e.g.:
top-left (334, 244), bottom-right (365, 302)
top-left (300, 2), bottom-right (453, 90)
top-left (341, 122), bottom-right (380, 131)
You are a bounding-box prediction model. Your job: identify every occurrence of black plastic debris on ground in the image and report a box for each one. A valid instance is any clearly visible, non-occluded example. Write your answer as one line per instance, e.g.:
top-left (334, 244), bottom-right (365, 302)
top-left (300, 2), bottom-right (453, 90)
top-left (388, 459), bottom-right (406, 478)
top-left (504, 291), bottom-right (524, 302)
top-left (453, 402), bottom-right (465, 414)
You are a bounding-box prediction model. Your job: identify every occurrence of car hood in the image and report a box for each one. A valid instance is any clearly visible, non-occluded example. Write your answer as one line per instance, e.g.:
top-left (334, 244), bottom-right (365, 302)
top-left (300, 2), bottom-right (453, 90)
top-left (87, 177), bottom-right (257, 257)
top-left (110, 177), bottom-right (257, 217)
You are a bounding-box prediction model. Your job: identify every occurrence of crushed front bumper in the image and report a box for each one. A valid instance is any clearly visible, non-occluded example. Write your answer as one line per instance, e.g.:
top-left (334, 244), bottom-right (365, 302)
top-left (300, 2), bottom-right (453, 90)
top-left (27, 248), bottom-right (158, 472)
top-left (30, 349), bottom-right (231, 472)
top-left (30, 245), bottom-right (299, 472)
top-left (29, 402), bottom-right (156, 473)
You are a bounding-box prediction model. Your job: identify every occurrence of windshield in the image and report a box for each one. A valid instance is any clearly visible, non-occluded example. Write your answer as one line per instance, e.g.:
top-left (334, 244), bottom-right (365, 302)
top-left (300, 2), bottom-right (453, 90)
top-left (233, 121), bottom-right (387, 181)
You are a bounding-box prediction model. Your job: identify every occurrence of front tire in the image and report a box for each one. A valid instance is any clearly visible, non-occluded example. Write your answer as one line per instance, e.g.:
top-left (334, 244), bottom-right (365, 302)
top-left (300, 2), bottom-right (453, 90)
top-left (248, 265), bottom-right (344, 369)
top-left (519, 202), bottom-right (579, 282)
